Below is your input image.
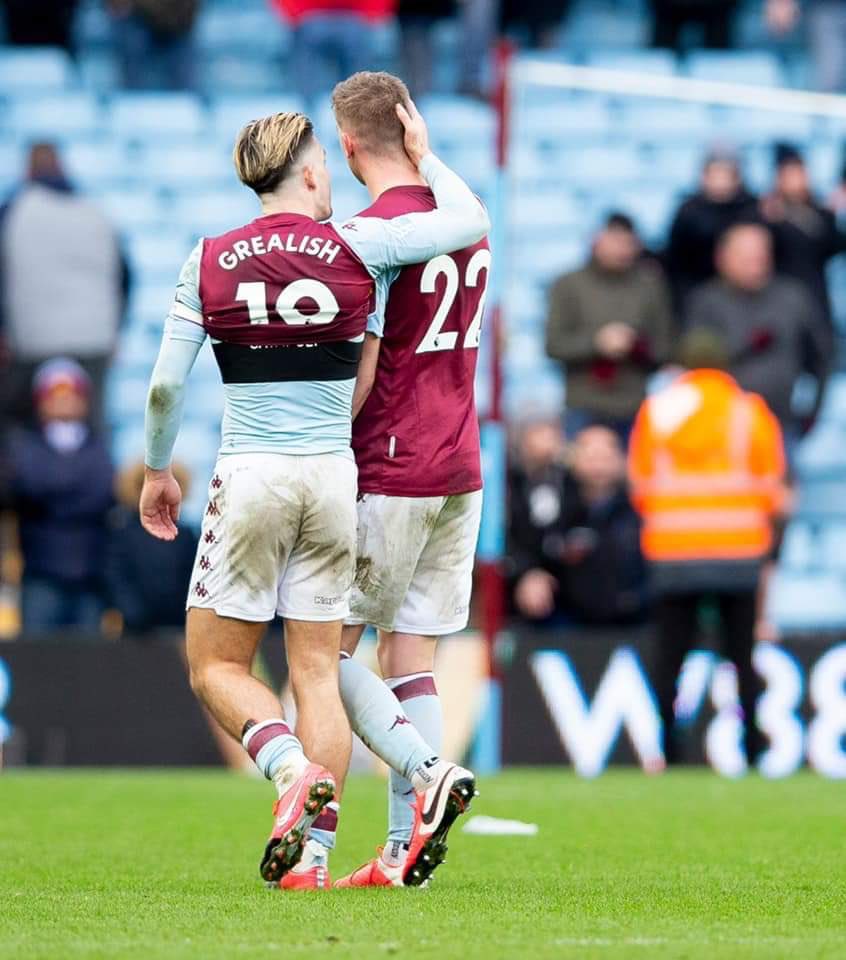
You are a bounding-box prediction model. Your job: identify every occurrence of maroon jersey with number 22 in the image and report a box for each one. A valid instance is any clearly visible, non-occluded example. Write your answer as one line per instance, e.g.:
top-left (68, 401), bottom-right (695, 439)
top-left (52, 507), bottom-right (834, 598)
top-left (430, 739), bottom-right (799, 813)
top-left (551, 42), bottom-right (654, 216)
top-left (353, 186), bottom-right (491, 497)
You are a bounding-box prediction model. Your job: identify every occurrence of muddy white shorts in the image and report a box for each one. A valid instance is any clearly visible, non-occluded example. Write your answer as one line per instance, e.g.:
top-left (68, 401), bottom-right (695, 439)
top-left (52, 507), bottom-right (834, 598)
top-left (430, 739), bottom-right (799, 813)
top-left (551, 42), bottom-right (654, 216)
top-left (347, 489), bottom-right (483, 636)
top-left (187, 452), bottom-right (358, 623)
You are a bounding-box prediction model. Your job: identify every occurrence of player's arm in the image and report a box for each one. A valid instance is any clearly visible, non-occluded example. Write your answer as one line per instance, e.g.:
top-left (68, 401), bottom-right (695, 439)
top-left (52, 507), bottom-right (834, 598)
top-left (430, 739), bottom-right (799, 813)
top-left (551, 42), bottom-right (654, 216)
top-left (338, 101), bottom-right (491, 273)
top-left (352, 334), bottom-right (381, 420)
top-left (140, 242), bottom-right (206, 541)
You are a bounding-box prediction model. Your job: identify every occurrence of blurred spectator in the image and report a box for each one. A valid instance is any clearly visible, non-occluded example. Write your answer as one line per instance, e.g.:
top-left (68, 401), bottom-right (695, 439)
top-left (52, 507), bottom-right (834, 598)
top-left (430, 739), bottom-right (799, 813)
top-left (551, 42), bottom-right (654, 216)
top-left (105, 462), bottom-right (198, 637)
top-left (1, 0), bottom-right (79, 51)
top-left (650, 0), bottom-right (738, 51)
top-left (107, 1), bottom-right (199, 91)
top-left (271, 0), bottom-right (395, 103)
top-left (760, 143), bottom-right (846, 330)
top-left (398, 0), bottom-right (455, 99)
top-left (766, 0), bottom-right (846, 92)
top-left (686, 222), bottom-right (830, 444)
top-left (0, 143), bottom-right (129, 429)
top-left (665, 147), bottom-right (758, 312)
top-left (501, 0), bottom-right (569, 48)
top-left (458, 0), bottom-right (497, 98)
top-left (545, 212), bottom-right (674, 443)
top-left (628, 328), bottom-right (788, 767)
top-left (508, 423), bottom-right (647, 626)
top-left (4, 360), bottom-right (114, 634)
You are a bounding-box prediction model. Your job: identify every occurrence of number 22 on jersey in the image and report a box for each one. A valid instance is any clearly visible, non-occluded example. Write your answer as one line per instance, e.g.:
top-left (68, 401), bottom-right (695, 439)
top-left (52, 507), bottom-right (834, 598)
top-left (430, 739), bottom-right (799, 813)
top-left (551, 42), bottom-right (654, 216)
top-left (416, 249), bottom-right (491, 355)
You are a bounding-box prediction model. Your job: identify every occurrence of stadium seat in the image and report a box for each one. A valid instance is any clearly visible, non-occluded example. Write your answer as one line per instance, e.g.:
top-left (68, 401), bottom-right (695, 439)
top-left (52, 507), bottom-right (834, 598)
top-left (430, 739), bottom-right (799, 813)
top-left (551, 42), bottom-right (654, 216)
top-left (7, 93), bottom-right (103, 138)
top-left (794, 423), bottom-right (846, 477)
top-left (685, 51), bottom-right (785, 87)
top-left (416, 95), bottom-right (495, 147)
top-left (552, 145), bottom-right (644, 186)
top-left (767, 571), bottom-right (846, 631)
top-left (779, 521), bottom-right (816, 572)
top-left (197, 56), bottom-right (288, 96)
top-left (169, 189), bottom-right (259, 239)
top-left (712, 106), bottom-right (817, 144)
top-left (818, 373), bottom-right (846, 423)
top-left (109, 93), bottom-right (207, 140)
top-left (514, 99), bottom-right (613, 143)
top-left (796, 479), bottom-right (846, 518)
top-left (106, 373), bottom-right (150, 427)
top-left (126, 234), bottom-right (194, 283)
top-left (136, 142), bottom-right (233, 190)
top-left (195, 7), bottom-right (287, 57)
top-left (94, 186), bottom-right (169, 234)
top-left (62, 140), bottom-right (133, 190)
top-left (586, 50), bottom-right (679, 76)
top-left (821, 524), bottom-right (846, 572)
top-left (0, 47), bottom-right (75, 92)
top-left (619, 100), bottom-right (715, 141)
top-left (210, 95), bottom-right (305, 143)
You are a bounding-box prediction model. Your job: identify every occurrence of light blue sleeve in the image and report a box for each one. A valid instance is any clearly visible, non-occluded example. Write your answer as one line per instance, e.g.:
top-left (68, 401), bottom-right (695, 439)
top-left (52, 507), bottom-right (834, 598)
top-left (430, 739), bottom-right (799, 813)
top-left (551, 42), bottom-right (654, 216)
top-left (144, 241), bottom-right (207, 469)
top-left (336, 154), bottom-right (491, 276)
top-left (367, 269), bottom-right (397, 338)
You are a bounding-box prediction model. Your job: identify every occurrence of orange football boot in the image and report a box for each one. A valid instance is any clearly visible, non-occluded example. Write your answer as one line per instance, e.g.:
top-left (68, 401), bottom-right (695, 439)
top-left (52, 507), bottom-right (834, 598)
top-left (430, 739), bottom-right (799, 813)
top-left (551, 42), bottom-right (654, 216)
top-left (259, 763), bottom-right (335, 883)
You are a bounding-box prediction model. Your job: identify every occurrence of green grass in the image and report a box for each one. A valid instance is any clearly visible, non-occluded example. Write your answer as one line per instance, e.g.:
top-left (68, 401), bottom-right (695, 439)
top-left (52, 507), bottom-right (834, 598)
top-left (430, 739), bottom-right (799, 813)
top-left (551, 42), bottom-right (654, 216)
top-left (1, 770), bottom-right (844, 959)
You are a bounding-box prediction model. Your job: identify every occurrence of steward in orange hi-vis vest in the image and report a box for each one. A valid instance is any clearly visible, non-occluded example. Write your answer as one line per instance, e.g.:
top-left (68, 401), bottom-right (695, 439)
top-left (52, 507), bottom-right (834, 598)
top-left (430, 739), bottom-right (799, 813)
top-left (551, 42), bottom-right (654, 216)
top-left (628, 368), bottom-right (787, 590)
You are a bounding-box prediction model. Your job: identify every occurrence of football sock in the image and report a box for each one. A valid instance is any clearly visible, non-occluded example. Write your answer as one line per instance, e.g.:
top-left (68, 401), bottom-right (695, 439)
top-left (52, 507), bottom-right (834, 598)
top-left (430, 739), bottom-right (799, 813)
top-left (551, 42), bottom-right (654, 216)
top-left (241, 718), bottom-right (307, 796)
top-left (385, 673), bottom-right (443, 845)
top-left (308, 801), bottom-right (339, 856)
top-left (338, 653), bottom-right (439, 782)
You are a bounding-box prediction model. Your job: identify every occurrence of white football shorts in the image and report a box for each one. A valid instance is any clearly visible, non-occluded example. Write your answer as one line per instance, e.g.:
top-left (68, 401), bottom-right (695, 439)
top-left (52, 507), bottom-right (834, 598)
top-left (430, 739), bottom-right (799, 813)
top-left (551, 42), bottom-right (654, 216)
top-left (187, 452), bottom-right (357, 622)
top-left (347, 489), bottom-right (483, 636)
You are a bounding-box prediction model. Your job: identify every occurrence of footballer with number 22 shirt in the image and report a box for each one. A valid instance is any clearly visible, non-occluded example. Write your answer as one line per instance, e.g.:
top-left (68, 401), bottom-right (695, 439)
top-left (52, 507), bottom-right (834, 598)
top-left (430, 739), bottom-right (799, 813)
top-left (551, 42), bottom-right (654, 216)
top-left (139, 96), bottom-right (488, 889)
top-left (322, 73), bottom-right (492, 889)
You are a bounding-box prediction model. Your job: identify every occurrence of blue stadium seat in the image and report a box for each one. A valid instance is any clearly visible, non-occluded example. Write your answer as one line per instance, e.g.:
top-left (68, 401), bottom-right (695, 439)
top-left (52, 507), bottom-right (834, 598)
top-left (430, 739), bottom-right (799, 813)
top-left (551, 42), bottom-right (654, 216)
top-left (712, 106), bottom-right (816, 143)
top-left (195, 7), bottom-right (287, 57)
top-left (779, 521), bottom-right (816, 572)
top-left (619, 100), bottom-right (714, 140)
top-left (821, 524), bottom-right (846, 572)
top-left (92, 187), bottom-right (168, 234)
top-left (613, 187), bottom-right (680, 245)
top-left (169, 189), bottom-right (258, 238)
top-left (112, 326), bottom-right (160, 374)
top-left (416, 95), bottom-right (495, 146)
top-left (767, 571), bottom-right (846, 631)
top-left (111, 422), bottom-right (146, 469)
top-left (0, 47), bottom-right (75, 92)
top-left (197, 56), bottom-right (287, 96)
top-left (585, 49), bottom-right (678, 75)
top-left (62, 140), bottom-right (132, 189)
top-left (514, 99), bottom-right (613, 143)
top-left (794, 423), bottom-right (846, 477)
top-left (503, 366), bottom-right (564, 420)
top-left (210, 95), bottom-right (305, 143)
top-left (127, 283), bottom-right (175, 331)
top-left (126, 234), bottom-right (194, 283)
top-left (818, 373), bottom-right (846, 422)
top-left (136, 143), bottom-right (233, 189)
top-left (686, 51), bottom-right (785, 87)
top-left (109, 93), bottom-right (207, 139)
top-left (7, 93), bottom-right (103, 138)
top-left (508, 189), bottom-right (583, 232)
top-left (552, 145), bottom-right (644, 185)
top-left (796, 479), bottom-right (846, 518)
top-left (106, 373), bottom-right (149, 427)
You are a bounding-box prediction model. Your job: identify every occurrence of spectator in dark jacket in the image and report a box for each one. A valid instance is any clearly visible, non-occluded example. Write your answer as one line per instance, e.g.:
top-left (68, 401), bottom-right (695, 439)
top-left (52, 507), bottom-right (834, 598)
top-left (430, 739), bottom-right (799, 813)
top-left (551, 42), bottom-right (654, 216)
top-left (665, 147), bottom-right (759, 312)
top-left (107, 0), bottom-right (199, 90)
top-left (686, 222), bottom-right (831, 445)
top-left (760, 143), bottom-right (846, 329)
top-left (105, 461), bottom-right (198, 637)
top-left (545, 212), bottom-right (674, 443)
top-left (509, 423), bottom-right (648, 626)
top-left (398, 0), bottom-right (455, 98)
top-left (1, 0), bottom-right (79, 51)
top-left (6, 359), bottom-right (114, 633)
top-left (650, 0), bottom-right (738, 51)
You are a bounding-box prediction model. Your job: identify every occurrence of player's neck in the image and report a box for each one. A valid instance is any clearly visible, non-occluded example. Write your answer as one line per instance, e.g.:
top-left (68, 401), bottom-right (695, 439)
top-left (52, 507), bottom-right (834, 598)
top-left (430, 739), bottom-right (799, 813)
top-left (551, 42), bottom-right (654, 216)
top-left (361, 158), bottom-right (426, 201)
top-left (258, 190), bottom-right (318, 220)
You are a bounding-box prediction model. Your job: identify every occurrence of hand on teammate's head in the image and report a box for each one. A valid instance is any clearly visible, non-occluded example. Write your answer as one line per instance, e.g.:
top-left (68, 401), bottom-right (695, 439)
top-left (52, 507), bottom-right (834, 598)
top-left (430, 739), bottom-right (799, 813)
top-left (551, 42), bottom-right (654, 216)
top-left (396, 99), bottom-right (430, 169)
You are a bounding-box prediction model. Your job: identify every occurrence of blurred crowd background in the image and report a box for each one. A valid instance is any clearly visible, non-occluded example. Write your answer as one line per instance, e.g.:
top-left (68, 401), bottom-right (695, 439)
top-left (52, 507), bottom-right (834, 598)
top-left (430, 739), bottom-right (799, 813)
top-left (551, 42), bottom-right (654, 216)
top-left (2, 0), bottom-right (846, 719)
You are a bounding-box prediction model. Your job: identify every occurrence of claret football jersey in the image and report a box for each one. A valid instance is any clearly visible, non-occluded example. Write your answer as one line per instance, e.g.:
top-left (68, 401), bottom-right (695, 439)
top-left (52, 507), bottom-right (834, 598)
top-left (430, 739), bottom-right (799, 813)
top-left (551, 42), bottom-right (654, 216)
top-left (353, 186), bottom-right (491, 496)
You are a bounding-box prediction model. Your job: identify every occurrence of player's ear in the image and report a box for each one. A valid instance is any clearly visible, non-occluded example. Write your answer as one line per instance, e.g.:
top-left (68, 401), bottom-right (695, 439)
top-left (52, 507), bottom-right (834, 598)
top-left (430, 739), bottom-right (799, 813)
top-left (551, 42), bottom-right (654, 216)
top-left (339, 131), bottom-right (354, 161)
top-left (302, 163), bottom-right (317, 192)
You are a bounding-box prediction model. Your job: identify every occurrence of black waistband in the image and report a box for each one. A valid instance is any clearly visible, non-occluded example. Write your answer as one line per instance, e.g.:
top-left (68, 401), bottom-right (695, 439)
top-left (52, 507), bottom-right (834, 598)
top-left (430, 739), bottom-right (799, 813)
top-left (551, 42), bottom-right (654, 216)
top-left (212, 338), bottom-right (362, 384)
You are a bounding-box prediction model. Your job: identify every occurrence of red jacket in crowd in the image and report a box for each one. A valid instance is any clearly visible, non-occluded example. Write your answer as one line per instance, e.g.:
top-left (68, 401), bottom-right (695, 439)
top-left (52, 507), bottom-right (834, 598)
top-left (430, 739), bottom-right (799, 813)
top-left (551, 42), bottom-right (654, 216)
top-left (271, 0), bottom-right (396, 23)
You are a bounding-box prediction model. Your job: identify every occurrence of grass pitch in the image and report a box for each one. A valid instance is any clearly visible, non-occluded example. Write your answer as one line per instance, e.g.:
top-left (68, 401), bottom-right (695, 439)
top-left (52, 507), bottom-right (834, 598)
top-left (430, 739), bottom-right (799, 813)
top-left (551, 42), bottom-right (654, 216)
top-left (1, 769), bottom-right (843, 960)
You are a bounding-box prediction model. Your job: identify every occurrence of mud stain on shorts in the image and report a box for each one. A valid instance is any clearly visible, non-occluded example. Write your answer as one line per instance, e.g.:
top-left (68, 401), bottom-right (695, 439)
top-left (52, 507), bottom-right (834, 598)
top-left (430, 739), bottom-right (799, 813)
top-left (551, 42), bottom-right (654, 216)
top-left (227, 499), bottom-right (287, 597)
top-left (354, 555), bottom-right (377, 596)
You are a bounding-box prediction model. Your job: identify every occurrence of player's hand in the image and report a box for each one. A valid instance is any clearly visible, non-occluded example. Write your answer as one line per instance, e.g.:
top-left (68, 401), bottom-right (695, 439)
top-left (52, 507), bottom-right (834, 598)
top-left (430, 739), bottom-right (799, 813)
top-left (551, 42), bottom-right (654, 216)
top-left (396, 99), bottom-right (430, 168)
top-left (139, 467), bottom-right (182, 541)
top-left (515, 569), bottom-right (558, 620)
top-left (595, 322), bottom-right (636, 360)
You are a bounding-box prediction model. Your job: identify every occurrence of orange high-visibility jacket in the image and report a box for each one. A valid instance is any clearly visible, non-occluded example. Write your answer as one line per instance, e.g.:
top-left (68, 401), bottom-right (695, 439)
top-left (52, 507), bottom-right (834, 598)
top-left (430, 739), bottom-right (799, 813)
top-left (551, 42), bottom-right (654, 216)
top-left (628, 370), bottom-right (787, 563)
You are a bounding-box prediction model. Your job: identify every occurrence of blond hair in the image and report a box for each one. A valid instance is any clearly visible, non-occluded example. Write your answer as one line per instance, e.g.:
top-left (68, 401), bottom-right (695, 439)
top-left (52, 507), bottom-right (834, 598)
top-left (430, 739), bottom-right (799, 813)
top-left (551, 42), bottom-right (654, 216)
top-left (331, 71), bottom-right (411, 156)
top-left (233, 112), bottom-right (314, 195)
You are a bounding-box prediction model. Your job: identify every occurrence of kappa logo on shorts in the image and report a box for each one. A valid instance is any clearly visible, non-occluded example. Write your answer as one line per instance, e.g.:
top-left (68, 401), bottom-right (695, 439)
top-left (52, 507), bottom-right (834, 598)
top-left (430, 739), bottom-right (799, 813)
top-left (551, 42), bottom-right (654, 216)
top-left (313, 595), bottom-right (342, 607)
top-left (204, 531), bottom-right (216, 544)
top-left (211, 475), bottom-right (223, 490)
top-left (194, 582), bottom-right (208, 598)
top-left (199, 556), bottom-right (212, 571)
top-left (206, 501), bottom-right (220, 517)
